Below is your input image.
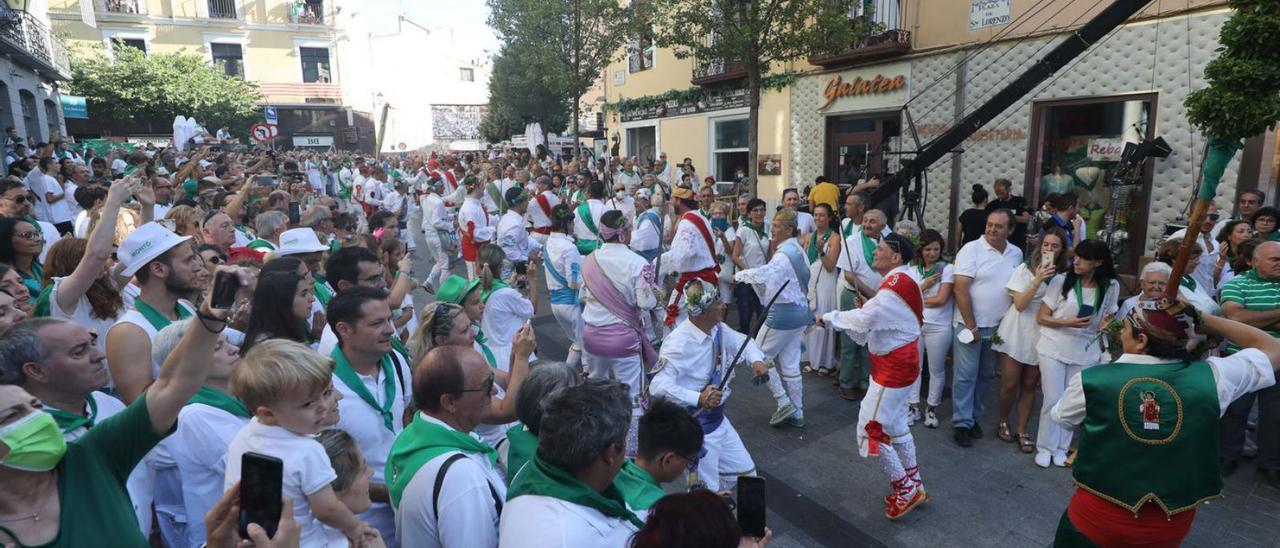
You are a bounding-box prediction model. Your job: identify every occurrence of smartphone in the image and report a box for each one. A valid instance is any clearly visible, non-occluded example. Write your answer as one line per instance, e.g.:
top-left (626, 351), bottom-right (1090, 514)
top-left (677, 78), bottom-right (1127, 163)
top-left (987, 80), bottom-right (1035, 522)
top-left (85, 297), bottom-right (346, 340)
top-left (256, 174), bottom-right (276, 187)
top-left (737, 476), bottom-right (766, 539)
top-left (210, 270), bottom-right (240, 310)
top-left (239, 452), bottom-right (283, 539)
top-left (288, 201), bottom-right (301, 226)
top-left (1076, 304), bottom-right (1095, 319)
top-left (1040, 250), bottom-right (1055, 269)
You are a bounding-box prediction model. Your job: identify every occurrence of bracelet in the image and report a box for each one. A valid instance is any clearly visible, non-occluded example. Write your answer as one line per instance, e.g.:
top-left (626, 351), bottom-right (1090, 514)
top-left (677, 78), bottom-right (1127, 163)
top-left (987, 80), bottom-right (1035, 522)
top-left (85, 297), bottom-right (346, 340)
top-left (196, 311), bottom-right (228, 333)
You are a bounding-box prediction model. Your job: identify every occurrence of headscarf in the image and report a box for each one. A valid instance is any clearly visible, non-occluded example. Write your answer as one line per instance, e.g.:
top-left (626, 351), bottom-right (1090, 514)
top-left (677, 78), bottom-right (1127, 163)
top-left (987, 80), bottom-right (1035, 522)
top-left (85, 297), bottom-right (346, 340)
top-left (599, 213), bottom-right (631, 242)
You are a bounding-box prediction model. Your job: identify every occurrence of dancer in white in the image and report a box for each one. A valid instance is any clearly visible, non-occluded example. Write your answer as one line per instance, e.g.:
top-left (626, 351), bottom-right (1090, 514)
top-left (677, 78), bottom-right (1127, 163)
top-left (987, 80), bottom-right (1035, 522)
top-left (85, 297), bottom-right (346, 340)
top-left (543, 204), bottom-right (585, 368)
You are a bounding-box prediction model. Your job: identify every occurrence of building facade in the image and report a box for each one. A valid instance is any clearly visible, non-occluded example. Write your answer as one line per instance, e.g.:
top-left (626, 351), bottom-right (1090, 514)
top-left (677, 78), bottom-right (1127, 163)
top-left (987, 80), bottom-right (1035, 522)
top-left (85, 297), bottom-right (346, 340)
top-left (597, 0), bottom-right (1275, 272)
top-left (48, 0), bottom-right (373, 150)
top-left (0, 1), bottom-right (71, 144)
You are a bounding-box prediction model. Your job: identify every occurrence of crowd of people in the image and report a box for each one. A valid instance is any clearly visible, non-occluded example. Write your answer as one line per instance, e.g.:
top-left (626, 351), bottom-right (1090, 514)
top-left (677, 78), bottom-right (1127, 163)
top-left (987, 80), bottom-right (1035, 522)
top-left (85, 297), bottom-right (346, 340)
top-left (0, 131), bottom-right (1276, 548)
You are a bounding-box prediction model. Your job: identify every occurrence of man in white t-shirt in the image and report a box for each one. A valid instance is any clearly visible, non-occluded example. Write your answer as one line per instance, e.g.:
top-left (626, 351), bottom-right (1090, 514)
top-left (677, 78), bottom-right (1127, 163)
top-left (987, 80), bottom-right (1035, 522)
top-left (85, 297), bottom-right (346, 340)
top-left (950, 209), bottom-right (1023, 448)
top-left (781, 188), bottom-right (816, 236)
top-left (29, 157), bottom-right (74, 235)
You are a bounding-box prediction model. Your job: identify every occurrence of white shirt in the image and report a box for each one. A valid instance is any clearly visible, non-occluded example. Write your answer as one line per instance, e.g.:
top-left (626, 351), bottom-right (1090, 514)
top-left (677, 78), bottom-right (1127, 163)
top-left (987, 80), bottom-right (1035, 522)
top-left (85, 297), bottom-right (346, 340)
top-left (572, 199), bottom-right (608, 243)
top-left (397, 413), bottom-right (507, 548)
top-left (629, 208), bottom-right (665, 255)
top-left (224, 418), bottom-right (346, 548)
top-left (498, 210), bottom-right (539, 262)
top-left (1035, 274), bottom-right (1121, 366)
top-left (460, 196), bottom-right (493, 244)
top-left (660, 210), bottom-right (717, 277)
top-left (152, 202), bottom-right (173, 221)
top-left (528, 190), bottom-right (559, 230)
top-left (733, 239), bottom-right (808, 307)
top-left (30, 171), bottom-right (71, 223)
top-left (421, 193), bottom-right (454, 235)
top-left (382, 189), bottom-right (406, 216)
top-left (904, 262), bottom-right (955, 326)
top-left (735, 223), bottom-right (769, 271)
top-left (580, 243), bottom-right (658, 328)
top-left (1052, 349), bottom-right (1277, 426)
top-left (333, 349), bottom-right (415, 543)
top-left (1169, 227), bottom-right (1222, 297)
top-left (498, 494), bottom-right (640, 548)
top-left (652, 321), bottom-right (765, 407)
top-left (49, 277), bottom-right (121, 355)
top-left (172, 402), bottom-right (250, 547)
top-left (605, 194), bottom-right (636, 223)
top-left (796, 211), bottom-right (817, 236)
top-left (837, 228), bottom-right (882, 293)
top-left (480, 287), bottom-right (534, 373)
top-left (111, 158), bottom-right (128, 175)
top-left (822, 267), bottom-right (920, 355)
top-left (72, 210), bottom-right (91, 238)
top-left (952, 236), bottom-right (1023, 328)
top-left (544, 233), bottom-right (582, 296)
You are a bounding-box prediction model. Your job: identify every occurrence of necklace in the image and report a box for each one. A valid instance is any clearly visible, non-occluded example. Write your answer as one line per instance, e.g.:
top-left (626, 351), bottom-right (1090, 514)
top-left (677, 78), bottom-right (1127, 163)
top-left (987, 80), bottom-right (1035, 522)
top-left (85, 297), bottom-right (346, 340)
top-left (0, 511), bottom-right (39, 522)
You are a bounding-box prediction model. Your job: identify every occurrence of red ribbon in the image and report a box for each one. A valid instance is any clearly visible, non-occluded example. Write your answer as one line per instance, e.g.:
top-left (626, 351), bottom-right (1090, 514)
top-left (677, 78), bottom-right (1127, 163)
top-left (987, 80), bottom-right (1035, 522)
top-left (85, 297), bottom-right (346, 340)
top-left (865, 420), bottom-right (891, 456)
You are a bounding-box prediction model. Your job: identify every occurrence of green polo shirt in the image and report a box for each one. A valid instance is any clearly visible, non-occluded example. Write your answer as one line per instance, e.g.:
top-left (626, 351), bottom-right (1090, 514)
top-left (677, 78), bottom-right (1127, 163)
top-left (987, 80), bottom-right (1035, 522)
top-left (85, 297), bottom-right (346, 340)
top-left (1219, 269), bottom-right (1280, 353)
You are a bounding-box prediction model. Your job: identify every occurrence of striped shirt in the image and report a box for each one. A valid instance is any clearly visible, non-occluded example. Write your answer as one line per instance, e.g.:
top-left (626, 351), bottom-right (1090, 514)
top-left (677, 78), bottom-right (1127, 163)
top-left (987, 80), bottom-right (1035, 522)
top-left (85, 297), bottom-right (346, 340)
top-left (1219, 269), bottom-right (1280, 353)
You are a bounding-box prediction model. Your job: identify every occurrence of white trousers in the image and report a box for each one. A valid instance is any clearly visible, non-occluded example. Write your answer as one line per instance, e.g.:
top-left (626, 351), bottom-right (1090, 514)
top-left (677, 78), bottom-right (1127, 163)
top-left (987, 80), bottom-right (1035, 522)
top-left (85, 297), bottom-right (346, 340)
top-left (697, 418), bottom-right (755, 493)
top-left (585, 352), bottom-right (645, 416)
top-left (757, 325), bottom-right (806, 415)
top-left (1036, 356), bottom-right (1093, 457)
top-left (550, 303), bottom-right (584, 354)
top-left (911, 322), bottom-right (954, 407)
top-left (857, 380), bottom-right (912, 457)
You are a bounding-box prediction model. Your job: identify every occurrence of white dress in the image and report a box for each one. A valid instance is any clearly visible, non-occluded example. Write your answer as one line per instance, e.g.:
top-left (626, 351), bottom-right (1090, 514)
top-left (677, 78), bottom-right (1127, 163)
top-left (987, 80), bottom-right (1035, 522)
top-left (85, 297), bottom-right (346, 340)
top-left (993, 263), bottom-right (1047, 364)
top-left (805, 230), bottom-right (839, 368)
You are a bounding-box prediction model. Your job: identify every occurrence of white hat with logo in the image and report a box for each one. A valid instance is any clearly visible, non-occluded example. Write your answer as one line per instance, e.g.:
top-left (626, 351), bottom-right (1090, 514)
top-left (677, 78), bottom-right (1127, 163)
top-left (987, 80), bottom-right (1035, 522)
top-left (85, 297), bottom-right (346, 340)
top-left (275, 228), bottom-right (329, 256)
top-left (119, 222), bottom-right (193, 277)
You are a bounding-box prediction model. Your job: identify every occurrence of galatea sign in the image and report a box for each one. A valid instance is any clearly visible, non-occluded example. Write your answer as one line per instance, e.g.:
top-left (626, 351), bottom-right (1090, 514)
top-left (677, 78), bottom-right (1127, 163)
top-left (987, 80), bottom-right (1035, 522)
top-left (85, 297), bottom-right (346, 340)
top-left (818, 74), bottom-right (907, 111)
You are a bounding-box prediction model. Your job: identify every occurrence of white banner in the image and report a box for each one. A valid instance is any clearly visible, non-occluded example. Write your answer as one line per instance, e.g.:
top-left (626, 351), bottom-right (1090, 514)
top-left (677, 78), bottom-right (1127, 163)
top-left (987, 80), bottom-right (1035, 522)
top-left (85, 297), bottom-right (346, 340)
top-left (80, 0), bottom-right (98, 28)
top-left (969, 0), bottom-right (1011, 31)
top-left (292, 135), bottom-right (334, 147)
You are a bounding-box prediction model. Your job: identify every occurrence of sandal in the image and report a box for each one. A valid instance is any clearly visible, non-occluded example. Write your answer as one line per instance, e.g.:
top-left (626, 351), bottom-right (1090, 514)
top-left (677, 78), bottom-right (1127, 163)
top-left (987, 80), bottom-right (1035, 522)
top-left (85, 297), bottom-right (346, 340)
top-left (816, 366), bottom-right (834, 377)
top-left (997, 421), bottom-right (1014, 443)
top-left (1018, 433), bottom-right (1035, 453)
top-left (802, 362), bottom-right (814, 374)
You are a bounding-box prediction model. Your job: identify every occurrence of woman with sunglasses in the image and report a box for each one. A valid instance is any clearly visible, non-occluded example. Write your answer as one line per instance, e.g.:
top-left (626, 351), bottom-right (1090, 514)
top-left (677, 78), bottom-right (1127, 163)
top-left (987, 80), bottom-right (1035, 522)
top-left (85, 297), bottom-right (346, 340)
top-left (0, 217), bottom-right (46, 302)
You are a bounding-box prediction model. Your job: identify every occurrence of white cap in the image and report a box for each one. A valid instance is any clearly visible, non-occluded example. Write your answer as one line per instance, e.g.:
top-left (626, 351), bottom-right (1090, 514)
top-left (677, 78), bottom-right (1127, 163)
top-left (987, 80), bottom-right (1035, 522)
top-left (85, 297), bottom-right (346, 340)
top-left (275, 228), bottom-right (329, 256)
top-left (118, 222), bottom-right (192, 277)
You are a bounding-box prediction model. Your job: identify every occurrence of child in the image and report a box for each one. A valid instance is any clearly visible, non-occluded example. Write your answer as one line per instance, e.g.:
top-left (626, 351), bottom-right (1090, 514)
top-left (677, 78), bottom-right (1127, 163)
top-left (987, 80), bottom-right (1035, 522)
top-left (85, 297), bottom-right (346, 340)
top-left (225, 339), bottom-right (378, 547)
top-left (318, 429), bottom-right (385, 547)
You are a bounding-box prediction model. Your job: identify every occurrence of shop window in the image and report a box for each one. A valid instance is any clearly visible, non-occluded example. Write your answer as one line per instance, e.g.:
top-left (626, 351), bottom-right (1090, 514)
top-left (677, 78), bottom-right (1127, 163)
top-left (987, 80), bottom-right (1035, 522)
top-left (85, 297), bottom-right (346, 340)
top-left (300, 47), bottom-right (331, 83)
top-left (211, 43), bottom-right (244, 78)
top-left (459, 67), bottom-right (474, 82)
top-left (712, 118), bottom-right (748, 183)
top-left (1031, 96), bottom-right (1155, 272)
top-left (18, 90), bottom-right (37, 141)
top-left (625, 126), bottom-right (656, 164)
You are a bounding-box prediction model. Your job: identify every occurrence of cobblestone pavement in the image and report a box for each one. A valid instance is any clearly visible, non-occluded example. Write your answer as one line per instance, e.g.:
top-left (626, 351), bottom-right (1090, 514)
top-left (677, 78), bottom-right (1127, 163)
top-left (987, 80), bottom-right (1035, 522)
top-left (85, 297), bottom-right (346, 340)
top-left (407, 226), bottom-right (1280, 547)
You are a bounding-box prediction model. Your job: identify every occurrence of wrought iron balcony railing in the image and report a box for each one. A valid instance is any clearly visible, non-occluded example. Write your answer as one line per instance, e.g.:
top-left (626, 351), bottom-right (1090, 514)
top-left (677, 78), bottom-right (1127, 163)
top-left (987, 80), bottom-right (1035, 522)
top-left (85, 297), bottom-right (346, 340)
top-left (0, 10), bottom-right (71, 79)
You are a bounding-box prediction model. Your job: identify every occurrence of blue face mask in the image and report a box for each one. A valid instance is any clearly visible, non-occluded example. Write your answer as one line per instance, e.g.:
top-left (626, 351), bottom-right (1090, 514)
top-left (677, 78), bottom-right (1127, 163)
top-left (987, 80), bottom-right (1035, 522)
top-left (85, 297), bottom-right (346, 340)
top-left (711, 218), bottom-right (730, 232)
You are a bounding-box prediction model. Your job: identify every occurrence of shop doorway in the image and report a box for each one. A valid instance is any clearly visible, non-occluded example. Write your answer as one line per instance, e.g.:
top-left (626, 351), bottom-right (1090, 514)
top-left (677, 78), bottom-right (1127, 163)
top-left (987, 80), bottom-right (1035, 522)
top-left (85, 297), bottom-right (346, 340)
top-left (825, 112), bottom-right (901, 217)
top-left (625, 125), bottom-right (657, 164)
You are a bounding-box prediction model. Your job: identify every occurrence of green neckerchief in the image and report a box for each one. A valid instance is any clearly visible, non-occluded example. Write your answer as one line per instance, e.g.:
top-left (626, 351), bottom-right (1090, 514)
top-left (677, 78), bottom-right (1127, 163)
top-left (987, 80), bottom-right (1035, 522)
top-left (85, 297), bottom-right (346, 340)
top-left (134, 298), bottom-right (193, 331)
top-left (807, 229), bottom-right (832, 263)
top-left (742, 219), bottom-right (766, 239)
top-left (331, 346), bottom-right (397, 431)
top-left (390, 336), bottom-right (410, 360)
top-left (314, 280), bottom-right (334, 307)
top-left (33, 284), bottom-right (51, 317)
top-left (860, 232), bottom-right (876, 266)
top-left (385, 413), bottom-right (498, 508)
top-left (614, 460), bottom-right (665, 511)
top-left (1180, 275), bottom-right (1196, 291)
top-left (17, 260), bottom-right (42, 303)
top-left (474, 326), bottom-right (498, 368)
top-left (842, 219), bottom-right (857, 238)
top-left (247, 238), bottom-right (277, 251)
top-left (577, 202), bottom-right (600, 239)
top-left (1073, 277), bottom-right (1106, 315)
top-left (504, 423), bottom-right (538, 484)
top-left (916, 260), bottom-right (945, 281)
top-left (44, 395), bottom-right (98, 433)
top-left (188, 386), bottom-right (251, 418)
top-left (507, 454), bottom-right (645, 529)
top-left (481, 279), bottom-right (511, 303)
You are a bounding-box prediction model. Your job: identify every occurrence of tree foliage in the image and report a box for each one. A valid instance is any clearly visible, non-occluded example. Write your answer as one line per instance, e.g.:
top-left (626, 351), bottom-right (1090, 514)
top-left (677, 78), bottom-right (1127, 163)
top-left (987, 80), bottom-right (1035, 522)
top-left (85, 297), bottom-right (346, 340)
top-left (488, 0), bottom-right (629, 142)
top-left (68, 45), bottom-right (264, 133)
top-left (1185, 0), bottom-right (1280, 141)
top-left (480, 42), bottom-right (572, 142)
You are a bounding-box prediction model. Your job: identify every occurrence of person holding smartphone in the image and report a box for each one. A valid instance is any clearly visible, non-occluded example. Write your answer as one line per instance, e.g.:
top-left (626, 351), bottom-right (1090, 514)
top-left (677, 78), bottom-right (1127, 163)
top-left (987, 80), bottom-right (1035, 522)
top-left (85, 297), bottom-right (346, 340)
top-left (1034, 239), bottom-right (1120, 468)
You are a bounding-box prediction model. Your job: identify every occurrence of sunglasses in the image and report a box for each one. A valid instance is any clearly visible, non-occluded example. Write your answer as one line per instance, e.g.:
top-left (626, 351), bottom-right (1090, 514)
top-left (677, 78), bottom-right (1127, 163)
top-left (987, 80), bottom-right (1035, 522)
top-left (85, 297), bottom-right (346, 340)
top-left (456, 371), bottom-right (495, 394)
top-left (3, 195), bottom-right (27, 204)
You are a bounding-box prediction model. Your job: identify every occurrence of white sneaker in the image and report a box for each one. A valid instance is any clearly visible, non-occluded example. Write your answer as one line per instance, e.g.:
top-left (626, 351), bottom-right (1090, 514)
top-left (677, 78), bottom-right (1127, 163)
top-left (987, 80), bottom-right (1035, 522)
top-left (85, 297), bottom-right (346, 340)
top-left (923, 407), bottom-right (939, 428)
top-left (1034, 451), bottom-right (1051, 468)
top-left (1052, 453), bottom-right (1069, 467)
top-left (907, 405), bottom-right (921, 426)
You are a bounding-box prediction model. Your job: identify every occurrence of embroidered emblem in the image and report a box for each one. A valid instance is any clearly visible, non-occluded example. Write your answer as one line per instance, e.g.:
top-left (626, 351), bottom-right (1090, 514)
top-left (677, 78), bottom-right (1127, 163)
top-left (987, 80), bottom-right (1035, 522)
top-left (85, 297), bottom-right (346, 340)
top-left (1139, 391), bottom-right (1161, 430)
top-left (1117, 377), bottom-right (1183, 445)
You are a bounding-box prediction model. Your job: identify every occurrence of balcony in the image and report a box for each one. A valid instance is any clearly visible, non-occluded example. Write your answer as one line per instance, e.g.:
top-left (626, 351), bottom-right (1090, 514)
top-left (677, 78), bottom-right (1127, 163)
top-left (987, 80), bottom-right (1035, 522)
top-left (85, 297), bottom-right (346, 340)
top-left (99, 0), bottom-right (144, 14)
top-left (207, 0), bottom-right (237, 19)
top-left (0, 10), bottom-right (70, 80)
top-left (289, 0), bottom-right (325, 25)
top-left (808, 1), bottom-right (911, 69)
top-left (691, 57), bottom-right (746, 86)
top-left (258, 82), bottom-right (342, 104)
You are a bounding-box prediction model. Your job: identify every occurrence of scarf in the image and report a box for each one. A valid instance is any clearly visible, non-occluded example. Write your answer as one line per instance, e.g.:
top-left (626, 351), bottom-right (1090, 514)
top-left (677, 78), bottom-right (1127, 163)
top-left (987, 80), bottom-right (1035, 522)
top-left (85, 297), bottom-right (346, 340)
top-left (741, 219), bottom-right (766, 239)
top-left (134, 298), bottom-right (193, 331)
top-left (45, 396), bottom-right (98, 433)
top-left (386, 413), bottom-right (498, 508)
top-left (860, 232), bottom-right (876, 266)
top-left (507, 455), bottom-right (645, 529)
top-left (474, 325), bottom-right (498, 367)
top-left (331, 346), bottom-right (397, 431)
top-left (187, 386), bottom-right (252, 418)
top-left (807, 229), bottom-right (832, 263)
top-left (916, 260), bottom-right (945, 281)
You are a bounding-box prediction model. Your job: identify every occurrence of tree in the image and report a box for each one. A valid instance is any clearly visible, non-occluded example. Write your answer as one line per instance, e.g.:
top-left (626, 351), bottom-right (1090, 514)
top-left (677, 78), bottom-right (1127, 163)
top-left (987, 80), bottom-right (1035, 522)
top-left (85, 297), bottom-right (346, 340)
top-left (488, 0), bottom-right (628, 149)
top-left (480, 41), bottom-right (572, 143)
top-left (68, 45), bottom-right (264, 135)
top-left (648, 0), bottom-right (863, 194)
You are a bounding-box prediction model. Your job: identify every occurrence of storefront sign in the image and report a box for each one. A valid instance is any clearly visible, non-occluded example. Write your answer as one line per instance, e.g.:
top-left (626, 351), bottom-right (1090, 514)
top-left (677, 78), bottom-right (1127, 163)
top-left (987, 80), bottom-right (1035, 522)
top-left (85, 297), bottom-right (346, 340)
top-left (1087, 138), bottom-right (1126, 161)
top-left (818, 74), bottom-right (906, 111)
top-left (619, 87), bottom-right (748, 123)
top-left (293, 135), bottom-right (334, 147)
top-left (60, 95), bottom-right (88, 119)
top-left (916, 123), bottom-right (1026, 142)
top-left (969, 0), bottom-right (1011, 31)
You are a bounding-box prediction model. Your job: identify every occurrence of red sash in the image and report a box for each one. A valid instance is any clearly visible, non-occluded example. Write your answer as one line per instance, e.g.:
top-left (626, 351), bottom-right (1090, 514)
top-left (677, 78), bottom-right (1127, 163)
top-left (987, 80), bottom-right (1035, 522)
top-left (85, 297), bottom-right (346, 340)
top-left (881, 272), bottom-right (924, 325)
top-left (532, 227), bottom-right (552, 235)
top-left (870, 341), bottom-right (919, 388)
top-left (682, 212), bottom-right (717, 261)
top-left (1066, 489), bottom-right (1194, 547)
top-left (536, 193), bottom-right (553, 218)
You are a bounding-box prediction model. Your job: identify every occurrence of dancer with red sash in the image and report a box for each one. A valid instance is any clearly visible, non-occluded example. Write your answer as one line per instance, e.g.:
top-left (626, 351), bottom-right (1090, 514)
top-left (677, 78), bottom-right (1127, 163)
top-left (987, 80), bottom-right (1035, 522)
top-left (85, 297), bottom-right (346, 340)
top-left (819, 233), bottom-right (929, 519)
top-left (580, 210), bottom-right (661, 455)
top-left (660, 185), bottom-right (719, 327)
top-left (458, 175), bottom-right (494, 280)
top-left (528, 175), bottom-right (560, 246)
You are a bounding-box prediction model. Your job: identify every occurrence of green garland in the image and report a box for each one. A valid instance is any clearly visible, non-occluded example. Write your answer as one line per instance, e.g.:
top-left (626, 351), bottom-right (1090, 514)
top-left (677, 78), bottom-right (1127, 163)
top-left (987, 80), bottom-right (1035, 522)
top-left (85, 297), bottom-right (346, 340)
top-left (603, 73), bottom-right (797, 116)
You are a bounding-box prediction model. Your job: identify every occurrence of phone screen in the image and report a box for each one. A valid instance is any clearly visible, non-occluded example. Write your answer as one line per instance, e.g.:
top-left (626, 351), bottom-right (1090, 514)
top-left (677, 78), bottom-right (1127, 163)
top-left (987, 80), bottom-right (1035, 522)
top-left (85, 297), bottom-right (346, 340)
top-left (239, 452), bottom-right (283, 539)
top-left (288, 202), bottom-right (301, 226)
top-left (210, 270), bottom-right (239, 310)
top-left (737, 476), bottom-right (766, 539)
top-left (256, 174), bottom-right (276, 187)
top-left (1076, 304), bottom-right (1095, 319)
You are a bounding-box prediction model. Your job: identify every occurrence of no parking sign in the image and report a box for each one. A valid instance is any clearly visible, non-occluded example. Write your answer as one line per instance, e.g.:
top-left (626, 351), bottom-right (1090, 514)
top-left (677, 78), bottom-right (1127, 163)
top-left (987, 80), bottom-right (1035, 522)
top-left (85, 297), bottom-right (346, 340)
top-left (251, 123), bottom-right (279, 144)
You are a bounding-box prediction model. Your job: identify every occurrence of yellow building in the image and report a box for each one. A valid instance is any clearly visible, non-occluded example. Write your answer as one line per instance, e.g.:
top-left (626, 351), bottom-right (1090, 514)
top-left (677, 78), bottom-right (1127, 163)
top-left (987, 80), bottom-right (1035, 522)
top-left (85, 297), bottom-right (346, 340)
top-left (599, 0), bottom-right (1278, 273)
top-left (48, 0), bottom-right (371, 149)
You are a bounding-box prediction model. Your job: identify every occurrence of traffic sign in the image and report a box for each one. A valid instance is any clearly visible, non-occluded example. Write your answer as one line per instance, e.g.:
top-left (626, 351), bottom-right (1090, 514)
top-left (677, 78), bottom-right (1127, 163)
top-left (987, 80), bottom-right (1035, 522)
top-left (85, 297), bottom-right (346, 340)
top-left (264, 106), bottom-right (278, 125)
top-left (250, 123), bottom-right (279, 144)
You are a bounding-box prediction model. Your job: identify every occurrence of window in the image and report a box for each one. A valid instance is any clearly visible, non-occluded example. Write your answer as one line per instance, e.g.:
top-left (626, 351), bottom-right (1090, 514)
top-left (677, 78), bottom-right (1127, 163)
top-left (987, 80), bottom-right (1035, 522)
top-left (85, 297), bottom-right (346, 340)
top-left (1030, 95), bottom-right (1156, 272)
top-left (625, 126), bottom-right (656, 165)
top-left (113, 37), bottom-right (146, 55)
top-left (211, 43), bottom-right (244, 78)
top-left (299, 47), bottom-right (331, 83)
top-left (711, 118), bottom-right (748, 183)
top-left (459, 67), bottom-right (474, 82)
top-left (18, 91), bottom-right (37, 142)
top-left (43, 100), bottom-right (57, 140)
top-left (627, 35), bottom-right (654, 73)
top-left (207, 0), bottom-right (237, 18)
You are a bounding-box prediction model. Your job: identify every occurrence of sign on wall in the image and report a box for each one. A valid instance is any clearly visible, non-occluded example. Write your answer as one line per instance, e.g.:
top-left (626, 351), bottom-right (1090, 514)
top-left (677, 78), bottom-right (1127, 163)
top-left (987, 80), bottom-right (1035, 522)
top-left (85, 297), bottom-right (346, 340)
top-left (817, 73), bottom-right (907, 111)
top-left (60, 95), bottom-right (88, 119)
top-left (293, 135), bottom-right (334, 147)
top-left (1086, 137), bottom-right (1127, 162)
top-left (969, 0), bottom-right (1011, 31)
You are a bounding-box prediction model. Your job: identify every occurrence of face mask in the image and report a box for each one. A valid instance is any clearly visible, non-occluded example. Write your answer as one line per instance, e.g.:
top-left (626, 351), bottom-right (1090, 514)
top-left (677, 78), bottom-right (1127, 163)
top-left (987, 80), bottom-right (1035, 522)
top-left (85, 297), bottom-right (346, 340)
top-left (711, 218), bottom-right (730, 232)
top-left (0, 411), bottom-right (67, 472)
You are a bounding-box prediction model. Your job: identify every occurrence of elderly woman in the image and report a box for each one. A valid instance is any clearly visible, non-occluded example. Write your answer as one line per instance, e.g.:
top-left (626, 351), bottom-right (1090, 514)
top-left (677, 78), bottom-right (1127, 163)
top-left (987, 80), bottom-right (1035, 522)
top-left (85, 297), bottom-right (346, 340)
top-left (506, 362), bottom-right (582, 483)
top-left (1117, 262), bottom-right (1172, 320)
top-left (1155, 238), bottom-right (1220, 315)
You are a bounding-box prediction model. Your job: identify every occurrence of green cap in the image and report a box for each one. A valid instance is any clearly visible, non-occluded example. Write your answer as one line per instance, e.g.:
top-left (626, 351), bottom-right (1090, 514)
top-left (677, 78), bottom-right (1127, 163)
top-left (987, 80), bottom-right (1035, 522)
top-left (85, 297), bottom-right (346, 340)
top-left (436, 275), bottom-right (481, 305)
